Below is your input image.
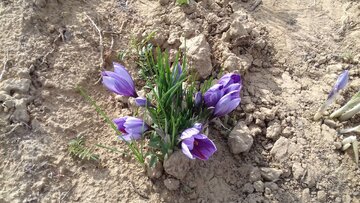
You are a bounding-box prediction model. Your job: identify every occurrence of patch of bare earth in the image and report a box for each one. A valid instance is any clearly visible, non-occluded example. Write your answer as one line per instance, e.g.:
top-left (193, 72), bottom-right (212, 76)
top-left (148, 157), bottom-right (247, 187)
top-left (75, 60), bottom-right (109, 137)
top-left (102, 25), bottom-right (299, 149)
top-left (0, 0), bottom-right (359, 202)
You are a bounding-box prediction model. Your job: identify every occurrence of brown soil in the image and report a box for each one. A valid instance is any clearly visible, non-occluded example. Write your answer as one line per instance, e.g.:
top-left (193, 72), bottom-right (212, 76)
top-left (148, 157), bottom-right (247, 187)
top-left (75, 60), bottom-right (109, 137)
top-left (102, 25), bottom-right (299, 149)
top-left (1, 0), bottom-right (359, 202)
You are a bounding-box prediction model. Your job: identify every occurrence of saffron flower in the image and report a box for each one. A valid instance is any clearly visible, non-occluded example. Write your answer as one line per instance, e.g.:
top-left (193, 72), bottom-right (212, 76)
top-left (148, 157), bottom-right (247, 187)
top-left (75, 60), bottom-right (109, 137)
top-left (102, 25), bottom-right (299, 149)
top-left (194, 91), bottom-right (202, 106)
top-left (180, 124), bottom-right (217, 160)
top-left (135, 96), bottom-right (152, 107)
top-left (171, 63), bottom-right (183, 83)
top-left (204, 73), bottom-right (242, 117)
top-left (113, 116), bottom-right (149, 141)
top-left (102, 62), bottom-right (138, 97)
top-left (314, 70), bottom-right (349, 120)
top-left (214, 91), bottom-right (241, 117)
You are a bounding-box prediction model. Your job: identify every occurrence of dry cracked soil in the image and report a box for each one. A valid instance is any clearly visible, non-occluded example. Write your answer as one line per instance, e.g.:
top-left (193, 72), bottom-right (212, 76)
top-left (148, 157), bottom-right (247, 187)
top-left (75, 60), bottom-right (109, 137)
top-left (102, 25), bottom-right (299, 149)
top-left (0, 0), bottom-right (360, 202)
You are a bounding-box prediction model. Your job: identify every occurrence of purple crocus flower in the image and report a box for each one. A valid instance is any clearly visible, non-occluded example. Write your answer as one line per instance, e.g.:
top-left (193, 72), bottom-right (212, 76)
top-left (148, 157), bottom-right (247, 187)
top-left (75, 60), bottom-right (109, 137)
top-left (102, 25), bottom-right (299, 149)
top-left (217, 73), bottom-right (241, 89)
top-left (203, 84), bottom-right (224, 107)
top-left (102, 62), bottom-right (138, 97)
top-left (314, 70), bottom-right (350, 120)
top-left (180, 124), bottom-right (217, 160)
top-left (135, 96), bottom-right (152, 107)
top-left (172, 63), bottom-right (183, 82)
top-left (214, 90), bottom-right (241, 117)
top-left (203, 73), bottom-right (242, 117)
top-left (194, 91), bottom-right (202, 106)
top-left (113, 116), bottom-right (148, 141)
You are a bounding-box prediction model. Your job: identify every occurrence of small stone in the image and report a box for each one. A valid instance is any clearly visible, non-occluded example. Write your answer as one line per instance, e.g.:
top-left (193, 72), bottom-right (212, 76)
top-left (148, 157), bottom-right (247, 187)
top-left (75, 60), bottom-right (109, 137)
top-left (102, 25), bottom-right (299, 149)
top-left (324, 119), bottom-right (338, 128)
top-left (228, 121), bottom-right (253, 154)
top-left (242, 183), bottom-right (254, 194)
top-left (255, 39), bottom-right (266, 50)
top-left (270, 137), bottom-right (290, 162)
top-left (292, 162), bottom-right (305, 180)
top-left (301, 188), bottom-right (311, 203)
top-left (260, 107), bottom-right (276, 121)
top-left (317, 190), bottom-right (327, 202)
top-left (164, 151), bottom-right (192, 180)
top-left (159, 0), bottom-right (170, 6)
top-left (282, 127), bottom-right (292, 137)
top-left (180, 34), bottom-right (212, 79)
top-left (164, 178), bottom-right (180, 191)
top-left (1, 78), bottom-right (31, 94)
top-left (266, 121), bottom-right (282, 140)
top-left (244, 103), bottom-right (255, 113)
top-left (253, 59), bottom-right (262, 67)
top-left (249, 167), bottom-right (262, 182)
top-left (264, 182), bottom-right (279, 191)
top-left (146, 160), bottom-right (163, 179)
top-left (253, 181), bottom-right (264, 192)
top-left (260, 167), bottom-right (282, 182)
top-left (334, 142), bottom-right (342, 149)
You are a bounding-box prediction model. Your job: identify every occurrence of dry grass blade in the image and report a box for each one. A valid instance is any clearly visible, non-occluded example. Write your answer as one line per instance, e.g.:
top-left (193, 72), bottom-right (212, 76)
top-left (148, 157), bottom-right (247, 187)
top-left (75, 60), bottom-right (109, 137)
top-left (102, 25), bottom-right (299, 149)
top-left (0, 50), bottom-right (9, 82)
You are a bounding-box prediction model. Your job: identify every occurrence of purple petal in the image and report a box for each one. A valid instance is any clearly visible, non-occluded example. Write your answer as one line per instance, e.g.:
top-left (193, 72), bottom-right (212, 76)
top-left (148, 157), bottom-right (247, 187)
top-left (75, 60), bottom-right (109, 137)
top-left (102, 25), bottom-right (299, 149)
top-left (218, 73), bottom-right (241, 88)
top-left (181, 142), bottom-right (195, 159)
top-left (191, 136), bottom-right (217, 160)
top-left (193, 123), bottom-right (203, 131)
top-left (113, 62), bottom-right (135, 90)
top-left (214, 91), bottom-right (241, 117)
top-left (224, 83), bottom-right (242, 94)
top-left (135, 97), bottom-right (149, 107)
top-left (103, 71), bottom-right (137, 97)
top-left (102, 76), bottom-right (122, 95)
top-left (204, 84), bottom-right (224, 107)
top-left (194, 91), bottom-right (202, 106)
top-left (182, 136), bottom-right (195, 150)
top-left (119, 133), bottom-right (142, 142)
top-left (180, 127), bottom-right (200, 140)
top-left (328, 70), bottom-right (349, 100)
top-left (123, 117), bottom-right (148, 134)
top-left (336, 70), bottom-right (349, 90)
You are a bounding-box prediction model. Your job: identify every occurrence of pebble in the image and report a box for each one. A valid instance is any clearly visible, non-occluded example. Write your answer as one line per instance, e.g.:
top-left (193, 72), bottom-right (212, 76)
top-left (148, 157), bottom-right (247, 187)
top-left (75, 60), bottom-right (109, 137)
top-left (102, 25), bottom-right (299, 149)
top-left (301, 188), bottom-right (311, 203)
top-left (163, 151), bottom-right (192, 180)
top-left (334, 142), bottom-right (342, 150)
top-left (266, 121), bottom-right (282, 140)
top-left (270, 136), bottom-right (290, 162)
top-left (264, 182), bottom-right (279, 191)
top-left (292, 162), bottom-right (305, 180)
top-left (260, 167), bottom-right (282, 181)
top-left (242, 183), bottom-right (254, 194)
top-left (164, 178), bottom-right (180, 191)
top-left (324, 119), bottom-right (338, 128)
top-left (317, 190), bottom-right (327, 202)
top-left (249, 167), bottom-right (262, 182)
top-left (228, 122), bottom-right (253, 154)
top-left (253, 181), bottom-right (264, 192)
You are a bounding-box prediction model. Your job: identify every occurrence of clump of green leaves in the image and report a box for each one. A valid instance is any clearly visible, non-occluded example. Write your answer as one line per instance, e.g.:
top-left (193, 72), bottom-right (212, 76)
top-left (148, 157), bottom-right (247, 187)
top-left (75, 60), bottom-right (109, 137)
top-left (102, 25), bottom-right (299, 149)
top-left (68, 136), bottom-right (99, 161)
top-left (176, 0), bottom-right (189, 5)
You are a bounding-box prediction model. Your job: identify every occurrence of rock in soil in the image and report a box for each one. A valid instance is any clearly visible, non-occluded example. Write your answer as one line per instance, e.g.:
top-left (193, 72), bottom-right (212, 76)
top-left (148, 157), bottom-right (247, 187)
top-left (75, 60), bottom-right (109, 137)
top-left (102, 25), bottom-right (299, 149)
top-left (164, 178), bottom-right (180, 191)
top-left (164, 151), bottom-right (192, 180)
top-left (228, 121), bottom-right (253, 154)
top-left (266, 121), bottom-right (282, 140)
top-left (181, 34), bottom-right (213, 79)
top-left (260, 167), bottom-right (282, 182)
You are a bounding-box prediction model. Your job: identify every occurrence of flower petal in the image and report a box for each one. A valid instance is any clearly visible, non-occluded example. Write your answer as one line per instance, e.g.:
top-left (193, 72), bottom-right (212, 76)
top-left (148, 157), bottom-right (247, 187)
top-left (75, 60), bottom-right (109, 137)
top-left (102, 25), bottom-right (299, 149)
top-left (214, 90), bottom-right (241, 117)
top-left (103, 71), bottom-right (137, 97)
top-left (135, 97), bottom-right (149, 107)
top-left (180, 127), bottom-right (200, 140)
top-left (124, 117), bottom-right (148, 134)
top-left (181, 142), bottom-right (195, 159)
top-left (218, 73), bottom-right (241, 88)
top-left (191, 137), bottom-right (217, 160)
top-left (193, 123), bottom-right (203, 131)
top-left (119, 133), bottom-right (142, 142)
top-left (113, 62), bottom-right (135, 90)
top-left (102, 76), bottom-right (122, 95)
top-left (224, 83), bottom-right (242, 94)
top-left (204, 84), bottom-right (224, 107)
